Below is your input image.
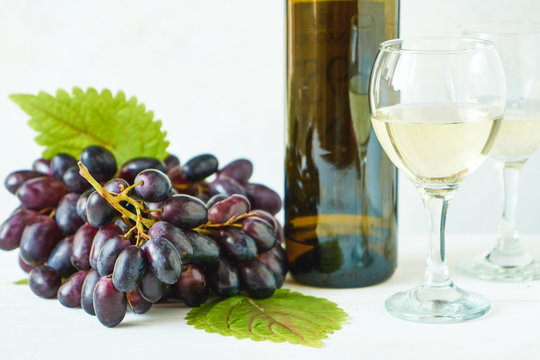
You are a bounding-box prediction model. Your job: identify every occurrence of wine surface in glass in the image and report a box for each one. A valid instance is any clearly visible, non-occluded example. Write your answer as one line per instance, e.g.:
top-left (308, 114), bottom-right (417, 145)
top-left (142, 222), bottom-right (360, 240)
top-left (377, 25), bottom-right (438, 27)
top-left (372, 103), bottom-right (503, 187)
top-left (489, 114), bottom-right (540, 163)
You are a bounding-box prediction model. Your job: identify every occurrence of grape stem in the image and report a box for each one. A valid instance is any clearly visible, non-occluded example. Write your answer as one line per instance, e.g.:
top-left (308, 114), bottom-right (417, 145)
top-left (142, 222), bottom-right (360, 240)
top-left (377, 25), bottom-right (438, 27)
top-left (199, 211), bottom-right (259, 229)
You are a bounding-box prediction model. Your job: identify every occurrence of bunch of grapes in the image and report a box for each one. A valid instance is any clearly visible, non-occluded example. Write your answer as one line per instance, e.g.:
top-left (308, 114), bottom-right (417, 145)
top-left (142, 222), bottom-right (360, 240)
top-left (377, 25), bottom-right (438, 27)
top-left (0, 145), bottom-right (286, 327)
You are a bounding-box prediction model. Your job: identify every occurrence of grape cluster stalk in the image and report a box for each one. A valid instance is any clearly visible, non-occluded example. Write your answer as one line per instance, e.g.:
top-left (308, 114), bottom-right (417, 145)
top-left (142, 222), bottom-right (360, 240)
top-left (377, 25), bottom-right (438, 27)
top-left (0, 146), bottom-right (286, 327)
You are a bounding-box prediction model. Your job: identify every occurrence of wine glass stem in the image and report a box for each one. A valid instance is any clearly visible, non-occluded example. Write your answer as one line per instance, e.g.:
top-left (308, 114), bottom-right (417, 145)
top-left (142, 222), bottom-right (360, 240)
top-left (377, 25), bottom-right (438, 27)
top-left (421, 191), bottom-right (453, 287)
top-left (496, 163), bottom-right (522, 253)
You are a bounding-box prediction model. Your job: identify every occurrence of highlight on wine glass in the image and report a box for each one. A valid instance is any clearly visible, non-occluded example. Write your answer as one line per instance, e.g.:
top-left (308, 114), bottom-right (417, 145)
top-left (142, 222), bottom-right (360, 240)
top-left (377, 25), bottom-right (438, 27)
top-left (369, 38), bottom-right (506, 323)
top-left (457, 22), bottom-right (540, 282)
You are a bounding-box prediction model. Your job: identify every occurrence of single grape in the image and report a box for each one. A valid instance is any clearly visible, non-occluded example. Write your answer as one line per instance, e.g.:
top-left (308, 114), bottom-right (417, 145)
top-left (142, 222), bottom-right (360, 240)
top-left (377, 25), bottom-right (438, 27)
top-left (112, 246), bottom-right (146, 292)
top-left (19, 254), bottom-right (43, 273)
top-left (17, 177), bottom-right (66, 210)
top-left (119, 157), bottom-right (166, 184)
top-left (245, 183), bottom-right (282, 215)
top-left (250, 209), bottom-right (279, 230)
top-left (144, 237), bottom-right (182, 284)
top-left (62, 166), bottom-right (91, 194)
top-left (55, 193), bottom-right (85, 236)
top-left (206, 193), bottom-right (228, 208)
top-left (47, 235), bottom-right (77, 278)
top-left (213, 228), bottom-right (257, 262)
top-left (181, 154), bottom-right (219, 182)
top-left (86, 191), bottom-right (117, 228)
top-left (207, 194), bottom-right (250, 224)
top-left (182, 230), bottom-right (220, 266)
top-left (113, 218), bottom-right (132, 233)
top-left (161, 195), bottom-right (208, 229)
top-left (93, 277), bottom-right (127, 327)
top-left (218, 159), bottom-right (253, 185)
top-left (89, 224), bottom-right (123, 269)
top-left (103, 178), bottom-right (130, 194)
top-left (71, 223), bottom-right (98, 270)
top-left (79, 145), bottom-right (117, 183)
top-left (145, 200), bottom-right (164, 218)
top-left (20, 215), bottom-right (62, 265)
top-left (29, 265), bottom-right (61, 299)
top-left (148, 221), bottom-right (193, 262)
top-left (269, 244), bottom-right (287, 265)
top-left (164, 154), bottom-right (180, 172)
top-left (134, 169), bottom-right (172, 202)
top-left (76, 189), bottom-right (94, 223)
top-left (188, 183), bottom-right (210, 203)
top-left (275, 220), bottom-right (285, 244)
top-left (81, 269), bottom-right (101, 315)
top-left (138, 271), bottom-right (165, 303)
top-left (96, 235), bottom-right (131, 276)
top-left (0, 209), bottom-right (38, 251)
top-left (126, 288), bottom-right (152, 314)
top-left (174, 264), bottom-right (208, 307)
top-left (257, 250), bottom-right (286, 288)
top-left (209, 175), bottom-right (246, 197)
top-left (58, 270), bottom-right (89, 308)
top-left (4, 170), bottom-right (43, 194)
top-left (167, 166), bottom-right (191, 192)
top-left (51, 153), bottom-right (78, 180)
top-left (241, 217), bottom-right (277, 252)
top-left (237, 259), bottom-right (276, 298)
top-left (32, 158), bottom-right (52, 176)
top-left (207, 258), bottom-right (239, 298)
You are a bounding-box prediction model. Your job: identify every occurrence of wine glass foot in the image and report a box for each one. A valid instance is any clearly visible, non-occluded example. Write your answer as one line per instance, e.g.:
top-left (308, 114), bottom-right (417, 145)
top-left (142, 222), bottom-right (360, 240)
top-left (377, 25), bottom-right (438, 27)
top-left (385, 284), bottom-right (490, 323)
top-left (458, 254), bottom-right (540, 282)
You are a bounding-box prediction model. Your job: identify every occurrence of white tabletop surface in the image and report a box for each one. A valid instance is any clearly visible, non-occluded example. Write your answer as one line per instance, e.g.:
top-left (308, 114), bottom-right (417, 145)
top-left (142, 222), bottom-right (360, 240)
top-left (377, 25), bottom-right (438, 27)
top-left (1, 233), bottom-right (539, 360)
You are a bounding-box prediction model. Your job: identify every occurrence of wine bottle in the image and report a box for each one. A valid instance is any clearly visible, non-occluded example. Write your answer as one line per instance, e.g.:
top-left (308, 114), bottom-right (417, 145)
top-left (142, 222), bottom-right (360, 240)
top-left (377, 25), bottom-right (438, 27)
top-left (285, 0), bottom-right (399, 288)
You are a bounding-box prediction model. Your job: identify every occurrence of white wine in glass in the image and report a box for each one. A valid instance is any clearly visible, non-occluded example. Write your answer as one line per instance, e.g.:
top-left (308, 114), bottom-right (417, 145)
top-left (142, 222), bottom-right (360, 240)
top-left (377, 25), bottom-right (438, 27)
top-left (369, 38), bottom-right (506, 323)
top-left (458, 22), bottom-right (540, 281)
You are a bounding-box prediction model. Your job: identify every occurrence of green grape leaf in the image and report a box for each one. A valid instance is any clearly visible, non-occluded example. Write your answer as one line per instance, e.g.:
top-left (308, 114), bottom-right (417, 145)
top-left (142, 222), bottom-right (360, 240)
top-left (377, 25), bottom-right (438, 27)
top-left (13, 278), bottom-right (28, 285)
top-left (186, 289), bottom-right (348, 348)
top-left (10, 87), bottom-right (169, 165)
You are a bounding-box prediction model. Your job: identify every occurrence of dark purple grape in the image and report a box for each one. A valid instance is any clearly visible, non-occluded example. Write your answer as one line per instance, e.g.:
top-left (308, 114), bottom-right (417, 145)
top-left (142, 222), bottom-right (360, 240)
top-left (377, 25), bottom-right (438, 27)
top-left (161, 195), bottom-right (208, 229)
top-left (55, 193), bottom-right (84, 236)
top-left (96, 235), bottom-right (130, 276)
top-left (269, 244), bottom-right (287, 265)
top-left (174, 264), bottom-right (208, 307)
top-left (206, 194), bottom-right (228, 208)
top-left (138, 271), bottom-right (165, 303)
top-left (29, 265), bottom-right (61, 299)
top-left (81, 269), bottom-right (101, 315)
top-left (145, 201), bottom-right (164, 218)
top-left (257, 250), bottom-right (286, 288)
top-left (209, 175), bottom-right (246, 196)
top-left (76, 189), bottom-right (94, 223)
top-left (218, 159), bottom-right (253, 185)
top-left (32, 158), bottom-right (52, 176)
top-left (245, 183), bottom-right (282, 215)
top-left (17, 177), bottom-right (66, 210)
top-left (4, 170), bottom-right (43, 194)
top-left (89, 224), bottom-right (123, 269)
top-left (208, 258), bottom-right (239, 297)
top-left (241, 217), bottom-right (276, 252)
top-left (112, 246), bottom-right (146, 292)
top-left (71, 223), bottom-right (98, 270)
top-left (148, 221), bottom-right (193, 262)
top-left (86, 191), bottom-right (117, 228)
top-left (182, 230), bottom-right (220, 266)
top-left (164, 154), bottom-right (180, 172)
top-left (207, 194), bottom-right (250, 224)
top-left (251, 210), bottom-right (279, 230)
top-left (134, 169), bottom-right (172, 202)
top-left (126, 288), bottom-right (152, 314)
top-left (144, 237), bottom-right (182, 284)
top-left (0, 209), bottom-right (38, 251)
top-left (113, 218), bottom-right (132, 233)
top-left (47, 235), bottom-right (76, 277)
top-left (19, 254), bottom-right (43, 273)
top-left (237, 259), bottom-right (276, 298)
top-left (58, 270), bottom-right (89, 308)
top-left (62, 166), bottom-right (91, 194)
top-left (119, 157), bottom-right (166, 184)
top-left (103, 178), bottom-right (130, 194)
top-left (188, 183), bottom-right (210, 203)
top-left (181, 154), bottom-right (219, 182)
top-left (93, 277), bottom-right (127, 327)
top-left (20, 215), bottom-right (62, 265)
top-left (80, 145), bottom-right (117, 183)
top-left (213, 228), bottom-right (257, 262)
top-left (51, 153), bottom-right (77, 180)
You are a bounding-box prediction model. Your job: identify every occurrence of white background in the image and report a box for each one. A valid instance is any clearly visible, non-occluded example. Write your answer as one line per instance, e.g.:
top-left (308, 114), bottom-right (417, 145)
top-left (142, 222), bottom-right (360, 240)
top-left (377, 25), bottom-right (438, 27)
top-left (1, 0), bottom-right (540, 236)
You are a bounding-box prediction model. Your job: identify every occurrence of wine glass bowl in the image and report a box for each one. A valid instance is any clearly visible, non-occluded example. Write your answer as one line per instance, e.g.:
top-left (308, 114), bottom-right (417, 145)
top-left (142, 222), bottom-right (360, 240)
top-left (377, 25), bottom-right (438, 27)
top-left (370, 38), bottom-right (506, 323)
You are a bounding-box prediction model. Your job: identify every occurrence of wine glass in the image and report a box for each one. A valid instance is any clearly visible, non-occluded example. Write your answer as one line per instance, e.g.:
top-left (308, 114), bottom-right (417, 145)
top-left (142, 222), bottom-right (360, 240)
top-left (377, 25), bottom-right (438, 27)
top-left (370, 38), bottom-right (506, 323)
top-left (457, 22), bottom-right (540, 282)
